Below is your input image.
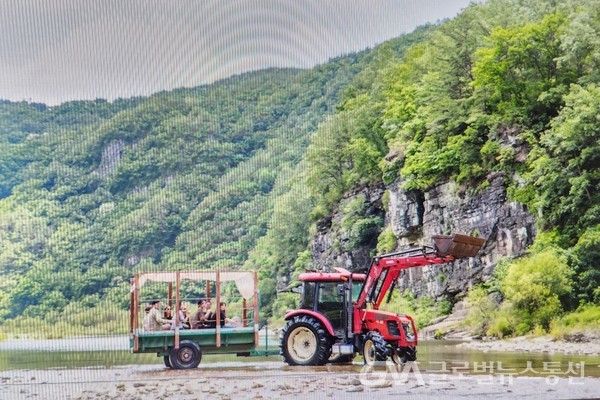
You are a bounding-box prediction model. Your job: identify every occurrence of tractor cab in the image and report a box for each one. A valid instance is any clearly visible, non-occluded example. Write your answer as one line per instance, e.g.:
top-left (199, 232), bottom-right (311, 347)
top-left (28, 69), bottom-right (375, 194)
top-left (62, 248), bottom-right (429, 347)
top-left (296, 269), bottom-right (365, 337)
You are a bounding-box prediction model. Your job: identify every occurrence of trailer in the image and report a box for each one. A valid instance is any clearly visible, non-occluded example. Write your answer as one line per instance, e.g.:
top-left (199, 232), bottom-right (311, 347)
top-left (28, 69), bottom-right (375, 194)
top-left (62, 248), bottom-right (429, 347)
top-left (129, 270), bottom-right (278, 369)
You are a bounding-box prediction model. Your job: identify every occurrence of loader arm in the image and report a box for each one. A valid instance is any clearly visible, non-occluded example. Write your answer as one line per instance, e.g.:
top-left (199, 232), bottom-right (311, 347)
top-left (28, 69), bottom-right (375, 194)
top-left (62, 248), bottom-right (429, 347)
top-left (356, 234), bottom-right (485, 309)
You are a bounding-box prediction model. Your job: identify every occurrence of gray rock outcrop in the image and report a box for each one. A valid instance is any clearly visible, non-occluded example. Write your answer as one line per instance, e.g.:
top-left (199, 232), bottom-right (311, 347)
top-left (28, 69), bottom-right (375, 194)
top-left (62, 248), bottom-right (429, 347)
top-left (310, 173), bottom-right (536, 300)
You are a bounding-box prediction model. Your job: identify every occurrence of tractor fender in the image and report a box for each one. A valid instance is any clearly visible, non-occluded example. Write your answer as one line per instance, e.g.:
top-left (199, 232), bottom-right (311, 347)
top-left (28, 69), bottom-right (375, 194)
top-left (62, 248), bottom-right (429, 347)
top-left (283, 310), bottom-right (336, 337)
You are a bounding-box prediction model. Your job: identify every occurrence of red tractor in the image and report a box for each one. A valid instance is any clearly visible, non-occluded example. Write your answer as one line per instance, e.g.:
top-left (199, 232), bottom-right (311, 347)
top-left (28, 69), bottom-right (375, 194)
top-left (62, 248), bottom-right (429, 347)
top-left (280, 234), bottom-right (485, 365)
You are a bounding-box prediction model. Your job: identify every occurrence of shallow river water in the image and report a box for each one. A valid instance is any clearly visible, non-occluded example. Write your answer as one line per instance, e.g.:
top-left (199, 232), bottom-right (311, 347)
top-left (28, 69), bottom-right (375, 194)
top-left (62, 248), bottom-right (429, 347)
top-left (0, 336), bottom-right (599, 378)
top-left (2, 337), bottom-right (600, 399)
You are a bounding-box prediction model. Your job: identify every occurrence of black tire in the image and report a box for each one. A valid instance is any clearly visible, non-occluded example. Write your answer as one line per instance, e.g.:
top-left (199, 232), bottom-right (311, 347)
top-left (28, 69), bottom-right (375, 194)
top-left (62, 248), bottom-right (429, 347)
top-left (163, 356), bottom-right (172, 368)
top-left (329, 353), bottom-right (355, 364)
top-left (403, 346), bottom-right (417, 362)
top-left (362, 331), bottom-right (389, 365)
top-left (393, 346), bottom-right (417, 364)
top-left (169, 340), bottom-right (202, 369)
top-left (280, 315), bottom-right (331, 366)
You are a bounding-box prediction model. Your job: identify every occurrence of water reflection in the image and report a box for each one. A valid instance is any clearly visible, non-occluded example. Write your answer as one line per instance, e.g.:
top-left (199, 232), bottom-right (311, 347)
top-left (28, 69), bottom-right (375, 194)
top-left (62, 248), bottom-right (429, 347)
top-left (0, 339), bottom-right (598, 378)
top-left (416, 340), bottom-right (599, 378)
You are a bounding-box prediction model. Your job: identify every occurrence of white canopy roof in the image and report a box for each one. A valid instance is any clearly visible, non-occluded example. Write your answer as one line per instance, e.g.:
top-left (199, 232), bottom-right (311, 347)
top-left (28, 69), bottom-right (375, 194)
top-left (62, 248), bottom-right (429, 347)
top-left (133, 271), bottom-right (256, 299)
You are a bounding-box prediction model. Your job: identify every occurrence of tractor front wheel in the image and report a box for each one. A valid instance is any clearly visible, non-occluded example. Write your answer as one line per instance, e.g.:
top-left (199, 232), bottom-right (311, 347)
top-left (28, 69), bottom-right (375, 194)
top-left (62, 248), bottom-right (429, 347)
top-left (392, 346), bottom-right (417, 364)
top-left (402, 346), bottom-right (417, 362)
top-left (362, 331), bottom-right (389, 365)
top-left (280, 315), bottom-right (331, 366)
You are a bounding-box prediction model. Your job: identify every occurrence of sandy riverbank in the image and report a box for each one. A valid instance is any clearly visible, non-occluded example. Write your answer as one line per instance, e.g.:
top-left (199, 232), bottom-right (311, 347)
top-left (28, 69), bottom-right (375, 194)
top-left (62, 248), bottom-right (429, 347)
top-left (457, 333), bottom-right (600, 356)
top-left (2, 361), bottom-right (600, 400)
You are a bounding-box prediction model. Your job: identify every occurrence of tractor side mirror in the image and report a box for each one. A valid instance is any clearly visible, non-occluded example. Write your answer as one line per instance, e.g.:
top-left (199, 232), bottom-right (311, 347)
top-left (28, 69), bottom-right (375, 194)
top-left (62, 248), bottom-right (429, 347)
top-left (291, 285), bottom-right (303, 294)
top-left (278, 283), bottom-right (302, 294)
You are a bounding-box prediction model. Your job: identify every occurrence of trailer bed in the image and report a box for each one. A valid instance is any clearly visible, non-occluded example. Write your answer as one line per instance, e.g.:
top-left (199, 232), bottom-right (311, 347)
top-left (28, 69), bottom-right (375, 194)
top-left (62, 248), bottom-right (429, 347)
top-left (132, 327), bottom-right (258, 356)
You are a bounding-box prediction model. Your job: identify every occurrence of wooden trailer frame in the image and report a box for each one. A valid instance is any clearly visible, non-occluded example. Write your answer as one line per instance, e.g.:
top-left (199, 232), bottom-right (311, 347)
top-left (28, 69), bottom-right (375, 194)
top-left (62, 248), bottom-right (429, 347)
top-left (129, 270), bottom-right (277, 369)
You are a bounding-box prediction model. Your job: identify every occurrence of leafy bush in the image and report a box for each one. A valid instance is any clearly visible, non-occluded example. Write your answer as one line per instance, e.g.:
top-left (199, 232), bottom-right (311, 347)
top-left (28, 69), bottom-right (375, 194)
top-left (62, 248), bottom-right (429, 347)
top-left (465, 249), bottom-right (579, 338)
top-left (501, 250), bottom-right (573, 330)
top-left (347, 217), bottom-right (383, 250)
top-left (377, 227), bottom-right (398, 254)
top-left (570, 226), bottom-right (600, 304)
top-left (339, 195), bottom-right (383, 251)
top-left (269, 292), bottom-right (299, 328)
top-left (464, 285), bottom-right (498, 336)
top-left (485, 303), bottom-right (515, 338)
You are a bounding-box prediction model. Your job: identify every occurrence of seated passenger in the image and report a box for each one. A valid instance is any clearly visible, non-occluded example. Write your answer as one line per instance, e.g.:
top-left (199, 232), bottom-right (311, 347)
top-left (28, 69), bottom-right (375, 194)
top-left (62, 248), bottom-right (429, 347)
top-left (163, 305), bottom-right (173, 320)
top-left (181, 304), bottom-right (190, 329)
top-left (171, 301), bottom-right (190, 330)
top-left (205, 300), bottom-right (218, 328)
top-left (225, 316), bottom-right (241, 328)
top-left (218, 302), bottom-right (237, 328)
top-left (142, 306), bottom-right (152, 331)
top-left (192, 299), bottom-right (208, 329)
top-left (146, 300), bottom-right (171, 331)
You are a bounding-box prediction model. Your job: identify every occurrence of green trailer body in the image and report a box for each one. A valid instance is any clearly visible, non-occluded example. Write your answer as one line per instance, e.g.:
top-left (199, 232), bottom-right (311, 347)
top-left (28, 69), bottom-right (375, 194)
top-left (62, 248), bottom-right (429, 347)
top-left (129, 270), bottom-right (278, 369)
top-left (131, 327), bottom-right (278, 357)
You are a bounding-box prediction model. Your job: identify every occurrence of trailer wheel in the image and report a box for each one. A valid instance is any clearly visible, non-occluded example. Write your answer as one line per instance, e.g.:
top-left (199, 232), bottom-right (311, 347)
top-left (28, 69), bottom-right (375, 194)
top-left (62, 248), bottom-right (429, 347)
top-left (169, 340), bottom-right (202, 369)
top-left (163, 356), bottom-right (172, 368)
top-left (362, 331), bottom-right (389, 365)
top-left (280, 315), bottom-right (331, 366)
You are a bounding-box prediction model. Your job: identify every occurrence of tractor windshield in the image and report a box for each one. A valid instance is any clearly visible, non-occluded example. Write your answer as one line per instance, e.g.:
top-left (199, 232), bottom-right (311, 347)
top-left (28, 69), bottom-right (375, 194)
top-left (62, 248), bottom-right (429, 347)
top-left (351, 281), bottom-right (362, 302)
top-left (369, 269), bottom-right (389, 305)
top-left (300, 282), bottom-right (316, 310)
top-left (317, 282), bottom-right (344, 331)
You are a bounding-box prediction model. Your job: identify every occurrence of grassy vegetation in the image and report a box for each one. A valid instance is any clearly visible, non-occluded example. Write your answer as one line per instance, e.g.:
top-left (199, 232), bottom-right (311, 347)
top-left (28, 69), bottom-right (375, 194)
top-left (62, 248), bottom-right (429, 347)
top-left (550, 304), bottom-right (600, 340)
top-left (0, 304), bottom-right (129, 340)
top-left (464, 241), bottom-right (599, 340)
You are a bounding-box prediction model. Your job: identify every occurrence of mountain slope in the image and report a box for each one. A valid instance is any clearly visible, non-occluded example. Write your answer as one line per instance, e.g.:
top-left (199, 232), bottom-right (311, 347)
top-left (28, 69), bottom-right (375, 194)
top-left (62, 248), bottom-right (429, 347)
top-left (0, 27), bottom-right (431, 326)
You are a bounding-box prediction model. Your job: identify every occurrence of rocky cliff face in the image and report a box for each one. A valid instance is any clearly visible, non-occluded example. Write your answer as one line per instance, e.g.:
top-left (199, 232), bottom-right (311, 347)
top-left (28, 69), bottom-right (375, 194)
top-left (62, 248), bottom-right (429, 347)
top-left (311, 185), bottom-right (385, 273)
top-left (310, 173), bottom-right (536, 300)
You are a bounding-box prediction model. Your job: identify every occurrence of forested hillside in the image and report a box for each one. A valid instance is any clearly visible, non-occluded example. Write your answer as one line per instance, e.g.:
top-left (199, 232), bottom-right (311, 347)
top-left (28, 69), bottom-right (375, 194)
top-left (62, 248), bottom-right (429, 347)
top-left (294, 0), bottom-right (599, 337)
top-left (1, 0), bottom-right (599, 339)
top-left (0, 28), bottom-right (429, 336)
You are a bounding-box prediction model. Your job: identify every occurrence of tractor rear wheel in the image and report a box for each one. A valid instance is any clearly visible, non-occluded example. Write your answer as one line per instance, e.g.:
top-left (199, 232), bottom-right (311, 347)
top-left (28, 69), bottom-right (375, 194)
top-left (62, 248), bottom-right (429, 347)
top-left (280, 315), bottom-right (331, 366)
top-left (362, 331), bottom-right (389, 365)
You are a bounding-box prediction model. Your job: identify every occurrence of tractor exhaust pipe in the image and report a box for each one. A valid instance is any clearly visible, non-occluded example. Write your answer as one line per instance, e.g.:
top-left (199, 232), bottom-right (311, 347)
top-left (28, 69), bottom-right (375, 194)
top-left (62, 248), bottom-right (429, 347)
top-left (432, 234), bottom-right (485, 258)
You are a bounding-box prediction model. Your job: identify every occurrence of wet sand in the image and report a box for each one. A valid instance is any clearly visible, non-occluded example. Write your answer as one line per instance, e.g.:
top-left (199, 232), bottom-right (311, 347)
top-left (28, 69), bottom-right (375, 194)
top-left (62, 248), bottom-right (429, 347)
top-left (2, 361), bottom-right (600, 400)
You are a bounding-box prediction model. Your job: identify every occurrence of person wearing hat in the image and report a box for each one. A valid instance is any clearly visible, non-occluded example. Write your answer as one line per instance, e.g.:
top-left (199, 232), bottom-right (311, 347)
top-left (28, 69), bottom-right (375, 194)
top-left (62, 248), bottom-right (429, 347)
top-left (144, 300), bottom-right (171, 331)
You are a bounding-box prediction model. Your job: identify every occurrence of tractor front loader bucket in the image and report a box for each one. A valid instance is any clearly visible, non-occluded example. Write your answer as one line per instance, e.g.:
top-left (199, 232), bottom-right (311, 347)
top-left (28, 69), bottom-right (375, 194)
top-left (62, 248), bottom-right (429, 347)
top-left (432, 234), bottom-right (485, 258)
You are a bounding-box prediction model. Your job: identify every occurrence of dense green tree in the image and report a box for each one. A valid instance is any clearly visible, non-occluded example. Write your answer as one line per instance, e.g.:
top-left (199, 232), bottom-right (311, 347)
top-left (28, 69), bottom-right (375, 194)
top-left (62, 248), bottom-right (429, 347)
top-left (518, 84), bottom-right (600, 237)
top-left (1, 0), bottom-right (599, 333)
